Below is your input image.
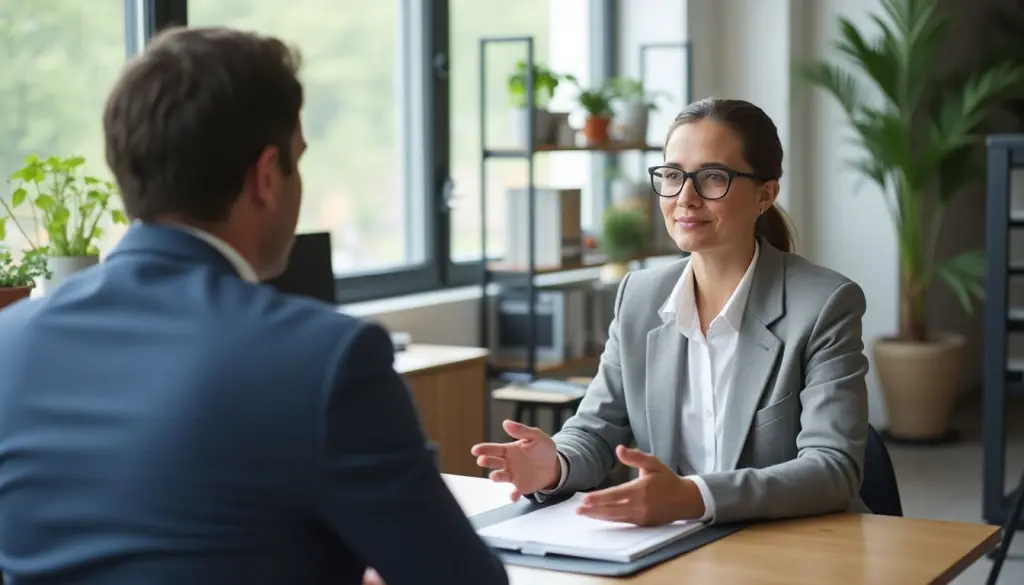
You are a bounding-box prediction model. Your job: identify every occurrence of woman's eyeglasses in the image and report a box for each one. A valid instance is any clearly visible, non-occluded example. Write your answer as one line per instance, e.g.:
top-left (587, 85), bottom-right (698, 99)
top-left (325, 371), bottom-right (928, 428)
top-left (648, 165), bottom-right (773, 200)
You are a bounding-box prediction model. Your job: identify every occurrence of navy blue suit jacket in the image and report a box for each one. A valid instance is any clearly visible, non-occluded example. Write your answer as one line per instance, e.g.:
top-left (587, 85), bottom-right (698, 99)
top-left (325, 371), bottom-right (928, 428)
top-left (0, 224), bottom-right (507, 585)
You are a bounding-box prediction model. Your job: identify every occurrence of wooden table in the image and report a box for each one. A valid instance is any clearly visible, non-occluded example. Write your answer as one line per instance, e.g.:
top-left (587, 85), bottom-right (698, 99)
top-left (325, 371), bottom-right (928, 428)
top-left (443, 475), bottom-right (1000, 584)
top-left (396, 345), bottom-right (488, 477)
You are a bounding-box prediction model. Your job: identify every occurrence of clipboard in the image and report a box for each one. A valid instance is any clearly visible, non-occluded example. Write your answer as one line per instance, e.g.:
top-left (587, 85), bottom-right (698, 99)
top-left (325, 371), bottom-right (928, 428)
top-left (470, 494), bottom-right (747, 577)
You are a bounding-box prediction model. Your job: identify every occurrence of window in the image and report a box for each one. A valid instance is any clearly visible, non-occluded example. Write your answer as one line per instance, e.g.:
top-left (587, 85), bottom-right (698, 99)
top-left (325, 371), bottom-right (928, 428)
top-left (447, 0), bottom-right (598, 269)
top-left (0, 1), bottom-right (610, 302)
top-left (189, 0), bottom-right (431, 287)
top-left (0, 0), bottom-right (128, 253)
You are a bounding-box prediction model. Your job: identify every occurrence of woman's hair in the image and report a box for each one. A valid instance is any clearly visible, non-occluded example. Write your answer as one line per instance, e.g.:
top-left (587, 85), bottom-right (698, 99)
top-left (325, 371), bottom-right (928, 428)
top-left (666, 97), bottom-right (796, 253)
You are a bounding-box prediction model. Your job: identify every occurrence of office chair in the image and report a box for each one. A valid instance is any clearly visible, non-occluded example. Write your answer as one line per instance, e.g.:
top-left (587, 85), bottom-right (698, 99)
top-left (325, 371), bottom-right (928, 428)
top-left (860, 424), bottom-right (903, 517)
top-left (987, 467), bottom-right (1024, 585)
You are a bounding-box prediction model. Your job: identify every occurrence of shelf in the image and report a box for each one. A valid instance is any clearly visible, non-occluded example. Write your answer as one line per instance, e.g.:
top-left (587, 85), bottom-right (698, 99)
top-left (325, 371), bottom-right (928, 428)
top-left (487, 249), bottom-right (680, 275)
top-left (484, 141), bottom-right (662, 159)
top-left (491, 354), bottom-right (599, 376)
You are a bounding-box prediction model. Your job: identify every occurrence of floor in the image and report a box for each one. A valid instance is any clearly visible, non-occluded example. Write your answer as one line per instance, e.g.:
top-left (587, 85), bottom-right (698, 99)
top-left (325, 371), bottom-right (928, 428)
top-left (889, 395), bottom-right (1024, 584)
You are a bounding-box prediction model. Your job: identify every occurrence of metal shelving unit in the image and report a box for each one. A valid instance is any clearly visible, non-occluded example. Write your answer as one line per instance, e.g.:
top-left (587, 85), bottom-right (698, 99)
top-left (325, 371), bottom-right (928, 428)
top-left (477, 35), bottom-right (689, 383)
top-left (983, 134), bottom-right (1024, 528)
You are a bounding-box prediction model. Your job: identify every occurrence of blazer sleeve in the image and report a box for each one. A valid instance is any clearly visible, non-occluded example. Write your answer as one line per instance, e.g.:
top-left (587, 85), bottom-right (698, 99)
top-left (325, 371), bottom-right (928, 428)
top-left (698, 281), bottom-right (870, 524)
top-left (537, 273), bottom-right (636, 500)
top-left (313, 322), bottom-right (508, 585)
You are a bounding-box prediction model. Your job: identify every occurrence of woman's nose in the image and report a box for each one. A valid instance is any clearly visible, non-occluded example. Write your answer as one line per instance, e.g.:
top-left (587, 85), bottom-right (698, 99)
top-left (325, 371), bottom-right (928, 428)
top-left (676, 178), bottom-right (701, 207)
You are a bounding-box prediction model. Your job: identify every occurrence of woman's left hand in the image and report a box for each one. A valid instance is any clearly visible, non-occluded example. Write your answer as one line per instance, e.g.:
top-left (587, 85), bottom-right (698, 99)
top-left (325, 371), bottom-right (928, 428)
top-left (576, 445), bottom-right (705, 526)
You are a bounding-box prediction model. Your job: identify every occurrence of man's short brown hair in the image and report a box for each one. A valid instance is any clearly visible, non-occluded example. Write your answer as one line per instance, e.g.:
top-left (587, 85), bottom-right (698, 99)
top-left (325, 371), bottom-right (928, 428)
top-left (103, 26), bottom-right (303, 222)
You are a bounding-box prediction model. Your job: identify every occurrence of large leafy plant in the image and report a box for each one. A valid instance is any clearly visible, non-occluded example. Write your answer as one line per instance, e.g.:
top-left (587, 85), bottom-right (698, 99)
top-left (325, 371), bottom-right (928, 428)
top-left (2, 155), bottom-right (128, 257)
top-left (801, 0), bottom-right (1024, 342)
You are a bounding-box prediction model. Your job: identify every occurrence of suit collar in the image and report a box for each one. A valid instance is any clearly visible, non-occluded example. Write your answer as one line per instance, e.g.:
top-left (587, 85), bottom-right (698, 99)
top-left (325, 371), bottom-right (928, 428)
top-left (645, 235), bottom-right (787, 471)
top-left (107, 222), bottom-right (258, 282)
top-left (658, 240), bottom-right (761, 339)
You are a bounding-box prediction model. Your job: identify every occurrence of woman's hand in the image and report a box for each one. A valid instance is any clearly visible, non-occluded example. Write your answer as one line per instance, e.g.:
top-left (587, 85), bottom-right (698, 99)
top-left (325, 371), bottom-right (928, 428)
top-left (470, 420), bottom-right (561, 501)
top-left (362, 568), bottom-right (385, 585)
top-left (576, 445), bottom-right (706, 526)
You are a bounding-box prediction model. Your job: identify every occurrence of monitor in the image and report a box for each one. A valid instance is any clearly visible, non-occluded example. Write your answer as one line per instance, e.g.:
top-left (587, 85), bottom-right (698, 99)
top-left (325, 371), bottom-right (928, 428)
top-left (265, 232), bottom-right (336, 304)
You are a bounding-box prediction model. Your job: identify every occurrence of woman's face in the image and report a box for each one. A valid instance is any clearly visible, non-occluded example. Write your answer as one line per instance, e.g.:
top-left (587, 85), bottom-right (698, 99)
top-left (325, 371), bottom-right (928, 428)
top-left (657, 119), bottom-right (777, 255)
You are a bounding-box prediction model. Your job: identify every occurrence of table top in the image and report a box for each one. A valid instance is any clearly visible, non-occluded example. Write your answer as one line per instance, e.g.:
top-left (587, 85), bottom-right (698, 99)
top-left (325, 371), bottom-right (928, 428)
top-left (443, 475), bottom-right (1000, 585)
top-left (394, 344), bottom-right (489, 375)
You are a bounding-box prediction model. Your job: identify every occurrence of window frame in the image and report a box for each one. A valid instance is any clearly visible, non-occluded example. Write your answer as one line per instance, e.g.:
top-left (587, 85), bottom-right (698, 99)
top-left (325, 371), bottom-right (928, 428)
top-left (144, 0), bottom-right (610, 303)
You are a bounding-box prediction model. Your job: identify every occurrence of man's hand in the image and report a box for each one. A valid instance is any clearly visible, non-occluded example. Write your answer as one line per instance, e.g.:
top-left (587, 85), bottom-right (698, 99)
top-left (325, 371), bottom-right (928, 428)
top-left (362, 568), bottom-right (385, 585)
top-left (575, 445), bottom-right (705, 526)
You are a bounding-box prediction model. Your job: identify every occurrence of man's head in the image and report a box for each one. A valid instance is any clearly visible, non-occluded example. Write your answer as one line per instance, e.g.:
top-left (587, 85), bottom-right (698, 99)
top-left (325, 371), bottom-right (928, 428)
top-left (103, 26), bottom-right (306, 279)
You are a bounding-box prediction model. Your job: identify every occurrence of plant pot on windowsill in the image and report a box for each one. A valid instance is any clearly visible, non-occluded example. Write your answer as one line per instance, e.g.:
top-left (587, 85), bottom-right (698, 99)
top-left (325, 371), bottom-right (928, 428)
top-left (0, 286), bottom-right (33, 311)
top-left (45, 255), bottom-right (99, 291)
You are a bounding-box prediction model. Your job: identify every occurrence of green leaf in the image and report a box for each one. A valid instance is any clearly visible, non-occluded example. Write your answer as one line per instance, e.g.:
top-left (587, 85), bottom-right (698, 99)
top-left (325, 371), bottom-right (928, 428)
top-left (0, 217), bottom-right (6, 241)
top-left (34, 195), bottom-right (55, 211)
top-left (111, 209), bottom-right (128, 225)
top-left (934, 249), bottom-right (986, 314)
top-left (11, 188), bottom-right (27, 208)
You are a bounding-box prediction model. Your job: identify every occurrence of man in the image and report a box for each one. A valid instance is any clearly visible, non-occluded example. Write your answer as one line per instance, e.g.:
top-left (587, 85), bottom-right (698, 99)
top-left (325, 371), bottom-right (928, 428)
top-left (0, 27), bottom-right (507, 585)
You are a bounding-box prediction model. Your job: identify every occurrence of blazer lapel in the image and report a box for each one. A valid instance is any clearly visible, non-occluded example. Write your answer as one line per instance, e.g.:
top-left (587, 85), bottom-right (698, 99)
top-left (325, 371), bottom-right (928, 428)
top-left (645, 320), bottom-right (685, 468)
top-left (720, 239), bottom-right (786, 471)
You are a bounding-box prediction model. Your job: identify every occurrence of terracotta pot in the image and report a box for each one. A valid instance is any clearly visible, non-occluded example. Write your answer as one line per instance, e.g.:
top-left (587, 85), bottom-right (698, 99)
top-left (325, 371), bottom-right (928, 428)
top-left (583, 116), bottom-right (611, 145)
top-left (873, 332), bottom-right (966, 440)
top-left (0, 286), bottom-right (33, 311)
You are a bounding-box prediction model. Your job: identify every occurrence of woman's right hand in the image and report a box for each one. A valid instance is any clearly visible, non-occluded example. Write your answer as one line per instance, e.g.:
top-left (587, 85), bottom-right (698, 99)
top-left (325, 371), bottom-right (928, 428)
top-left (470, 420), bottom-right (561, 500)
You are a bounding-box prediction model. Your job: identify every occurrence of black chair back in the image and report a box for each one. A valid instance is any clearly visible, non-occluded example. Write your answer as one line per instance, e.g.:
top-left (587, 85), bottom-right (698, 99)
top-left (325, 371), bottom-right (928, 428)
top-left (859, 424), bottom-right (903, 517)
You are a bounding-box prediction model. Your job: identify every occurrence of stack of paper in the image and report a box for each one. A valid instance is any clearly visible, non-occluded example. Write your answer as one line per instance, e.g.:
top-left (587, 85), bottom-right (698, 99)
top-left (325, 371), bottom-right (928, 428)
top-left (477, 493), bottom-right (706, 563)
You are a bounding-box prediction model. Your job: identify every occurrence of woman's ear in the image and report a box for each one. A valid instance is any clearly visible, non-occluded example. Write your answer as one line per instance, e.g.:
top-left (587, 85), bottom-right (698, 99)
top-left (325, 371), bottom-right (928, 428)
top-left (759, 180), bottom-right (780, 208)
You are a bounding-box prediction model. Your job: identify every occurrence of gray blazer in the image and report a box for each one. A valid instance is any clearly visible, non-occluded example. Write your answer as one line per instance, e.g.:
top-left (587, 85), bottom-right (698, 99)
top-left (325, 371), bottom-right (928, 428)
top-left (544, 237), bottom-right (870, 524)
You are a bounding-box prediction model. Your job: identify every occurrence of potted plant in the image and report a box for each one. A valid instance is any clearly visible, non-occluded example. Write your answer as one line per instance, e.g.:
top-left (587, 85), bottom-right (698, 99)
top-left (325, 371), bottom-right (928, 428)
top-left (4, 155), bottom-right (128, 291)
top-left (0, 246), bottom-right (50, 310)
top-left (564, 76), bottom-right (615, 145)
top-left (801, 0), bottom-right (1024, 441)
top-left (507, 61), bottom-right (562, 147)
top-left (608, 77), bottom-right (668, 144)
top-left (599, 207), bottom-right (648, 284)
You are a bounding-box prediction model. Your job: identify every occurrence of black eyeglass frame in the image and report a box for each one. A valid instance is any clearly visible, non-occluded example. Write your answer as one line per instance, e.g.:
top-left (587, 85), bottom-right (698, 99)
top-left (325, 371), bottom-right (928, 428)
top-left (647, 165), bottom-right (777, 200)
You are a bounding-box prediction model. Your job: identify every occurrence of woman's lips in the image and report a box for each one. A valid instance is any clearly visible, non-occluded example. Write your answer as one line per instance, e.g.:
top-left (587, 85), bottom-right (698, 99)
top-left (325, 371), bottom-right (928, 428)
top-left (675, 217), bottom-right (709, 229)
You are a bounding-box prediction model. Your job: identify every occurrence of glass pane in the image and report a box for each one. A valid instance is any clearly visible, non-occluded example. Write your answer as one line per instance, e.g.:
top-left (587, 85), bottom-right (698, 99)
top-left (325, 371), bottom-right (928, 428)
top-left (449, 0), bottom-right (593, 263)
top-left (0, 1), bottom-right (127, 254)
top-left (189, 0), bottom-right (421, 277)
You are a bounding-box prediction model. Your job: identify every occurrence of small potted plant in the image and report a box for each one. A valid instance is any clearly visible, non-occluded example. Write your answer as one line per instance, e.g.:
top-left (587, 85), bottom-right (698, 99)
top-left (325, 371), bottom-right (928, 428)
top-left (0, 246), bottom-right (50, 310)
top-left (608, 77), bottom-right (669, 144)
top-left (599, 207), bottom-right (648, 283)
top-left (566, 76), bottom-right (615, 145)
top-left (5, 155), bottom-right (128, 291)
top-left (507, 61), bottom-right (562, 147)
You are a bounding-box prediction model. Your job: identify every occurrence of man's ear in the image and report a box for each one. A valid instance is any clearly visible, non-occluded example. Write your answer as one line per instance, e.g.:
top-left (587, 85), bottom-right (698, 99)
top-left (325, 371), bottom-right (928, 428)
top-left (250, 145), bottom-right (282, 211)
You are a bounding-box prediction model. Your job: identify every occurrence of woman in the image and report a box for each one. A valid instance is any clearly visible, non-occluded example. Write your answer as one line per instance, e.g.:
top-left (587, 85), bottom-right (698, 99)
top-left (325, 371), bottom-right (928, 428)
top-left (471, 97), bottom-right (870, 526)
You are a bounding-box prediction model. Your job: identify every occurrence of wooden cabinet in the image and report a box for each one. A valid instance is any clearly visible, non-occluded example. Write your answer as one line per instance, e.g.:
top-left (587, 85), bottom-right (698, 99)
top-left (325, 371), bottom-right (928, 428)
top-left (396, 345), bottom-right (488, 477)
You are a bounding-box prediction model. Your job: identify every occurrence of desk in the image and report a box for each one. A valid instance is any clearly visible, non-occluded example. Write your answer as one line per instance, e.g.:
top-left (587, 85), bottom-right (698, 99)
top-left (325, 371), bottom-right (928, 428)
top-left (396, 345), bottom-right (488, 477)
top-left (443, 475), bottom-right (999, 584)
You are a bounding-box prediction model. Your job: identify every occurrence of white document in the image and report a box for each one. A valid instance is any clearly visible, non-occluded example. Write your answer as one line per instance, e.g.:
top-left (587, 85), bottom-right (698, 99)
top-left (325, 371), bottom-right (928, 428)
top-left (477, 493), bottom-right (706, 563)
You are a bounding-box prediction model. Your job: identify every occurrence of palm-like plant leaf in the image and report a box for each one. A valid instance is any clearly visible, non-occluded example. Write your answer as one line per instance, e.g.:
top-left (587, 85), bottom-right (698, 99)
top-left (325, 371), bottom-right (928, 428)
top-left (800, 0), bottom-right (1024, 341)
top-left (934, 250), bottom-right (986, 314)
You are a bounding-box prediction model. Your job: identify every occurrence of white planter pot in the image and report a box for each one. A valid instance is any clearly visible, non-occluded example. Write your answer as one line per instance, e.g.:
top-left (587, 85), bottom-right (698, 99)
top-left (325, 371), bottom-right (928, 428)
top-left (614, 102), bottom-right (650, 144)
top-left (508, 108), bottom-right (555, 148)
top-left (44, 255), bottom-right (99, 293)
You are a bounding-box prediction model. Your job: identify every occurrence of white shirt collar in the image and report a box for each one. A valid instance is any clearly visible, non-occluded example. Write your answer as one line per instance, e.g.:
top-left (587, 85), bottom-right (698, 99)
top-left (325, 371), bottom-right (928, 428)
top-left (175, 225), bottom-right (260, 283)
top-left (658, 240), bottom-right (760, 339)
